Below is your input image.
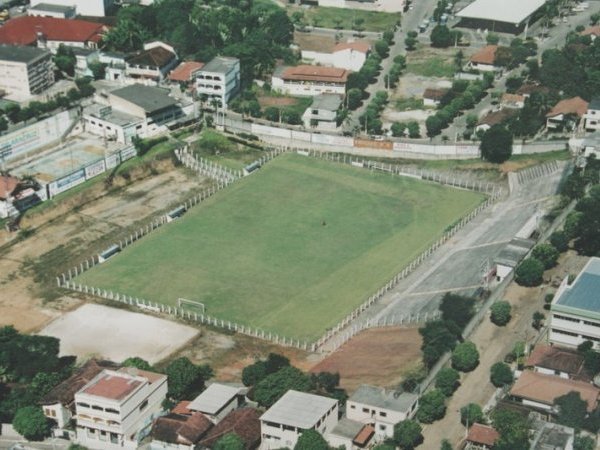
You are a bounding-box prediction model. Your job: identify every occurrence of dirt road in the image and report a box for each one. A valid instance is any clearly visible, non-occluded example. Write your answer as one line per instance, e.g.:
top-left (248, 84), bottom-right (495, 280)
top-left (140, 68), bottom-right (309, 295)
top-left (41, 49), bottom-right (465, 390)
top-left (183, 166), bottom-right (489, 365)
top-left (420, 251), bottom-right (589, 449)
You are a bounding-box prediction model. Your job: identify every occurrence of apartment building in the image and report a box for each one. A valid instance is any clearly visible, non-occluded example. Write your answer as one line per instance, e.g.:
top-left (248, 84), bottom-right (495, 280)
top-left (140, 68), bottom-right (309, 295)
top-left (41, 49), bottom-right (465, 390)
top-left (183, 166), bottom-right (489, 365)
top-left (0, 44), bottom-right (54, 97)
top-left (195, 56), bottom-right (240, 107)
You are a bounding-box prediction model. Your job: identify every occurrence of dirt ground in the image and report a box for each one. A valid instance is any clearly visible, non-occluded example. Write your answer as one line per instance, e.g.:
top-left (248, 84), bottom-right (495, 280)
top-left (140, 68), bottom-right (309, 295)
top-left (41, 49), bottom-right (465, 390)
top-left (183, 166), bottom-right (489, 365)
top-left (257, 96), bottom-right (299, 108)
top-left (0, 161), bottom-right (207, 333)
top-left (40, 303), bottom-right (198, 364)
top-left (310, 327), bottom-right (423, 392)
top-left (420, 251), bottom-right (590, 450)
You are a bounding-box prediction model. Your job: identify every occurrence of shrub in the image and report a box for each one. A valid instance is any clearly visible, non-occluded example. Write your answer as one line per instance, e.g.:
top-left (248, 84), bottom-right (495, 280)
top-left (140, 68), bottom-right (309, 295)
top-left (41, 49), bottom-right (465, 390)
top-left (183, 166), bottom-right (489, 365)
top-left (490, 301), bottom-right (512, 326)
top-left (515, 258), bottom-right (545, 287)
top-left (532, 243), bottom-right (560, 269)
top-left (549, 231), bottom-right (569, 253)
top-left (490, 362), bottom-right (513, 387)
top-left (452, 342), bottom-right (479, 372)
top-left (460, 403), bottom-right (483, 426)
top-left (435, 367), bottom-right (460, 397)
top-left (416, 389), bottom-right (447, 423)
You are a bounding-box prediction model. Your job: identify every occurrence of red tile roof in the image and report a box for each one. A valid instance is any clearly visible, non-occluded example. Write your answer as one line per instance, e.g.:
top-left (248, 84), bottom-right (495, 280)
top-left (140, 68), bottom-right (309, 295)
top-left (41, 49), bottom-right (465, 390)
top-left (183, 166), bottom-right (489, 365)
top-left (353, 424), bottom-right (375, 446)
top-left (152, 413), bottom-right (213, 445)
top-left (172, 401), bottom-right (192, 415)
top-left (169, 61), bottom-right (205, 82)
top-left (470, 45), bottom-right (498, 65)
top-left (281, 65), bottom-right (349, 83)
top-left (466, 423), bottom-right (499, 447)
top-left (333, 41), bottom-right (371, 54)
top-left (198, 408), bottom-right (260, 450)
top-left (581, 26), bottom-right (600, 37)
top-left (501, 93), bottom-right (525, 104)
top-left (0, 16), bottom-right (106, 46)
top-left (546, 96), bottom-right (589, 118)
top-left (126, 46), bottom-right (176, 69)
top-left (510, 371), bottom-right (600, 412)
top-left (0, 176), bottom-right (18, 200)
top-left (526, 344), bottom-right (588, 379)
top-left (423, 88), bottom-right (448, 101)
top-left (83, 373), bottom-right (142, 400)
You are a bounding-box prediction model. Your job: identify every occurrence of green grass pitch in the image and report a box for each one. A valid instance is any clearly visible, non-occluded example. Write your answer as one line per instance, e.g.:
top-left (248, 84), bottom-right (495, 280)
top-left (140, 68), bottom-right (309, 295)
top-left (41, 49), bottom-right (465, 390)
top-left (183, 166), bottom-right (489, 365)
top-left (77, 154), bottom-right (485, 341)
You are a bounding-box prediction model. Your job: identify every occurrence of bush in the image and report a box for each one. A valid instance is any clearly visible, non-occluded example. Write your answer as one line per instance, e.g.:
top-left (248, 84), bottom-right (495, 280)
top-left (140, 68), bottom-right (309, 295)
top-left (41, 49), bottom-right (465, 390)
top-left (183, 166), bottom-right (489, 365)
top-left (490, 362), bottom-right (513, 387)
top-left (452, 342), bottom-right (479, 372)
top-left (435, 367), bottom-right (460, 397)
top-left (490, 301), bottom-right (512, 326)
top-left (416, 389), bottom-right (447, 423)
top-left (515, 257), bottom-right (545, 287)
top-left (549, 231), bottom-right (569, 253)
top-left (532, 243), bottom-right (560, 269)
top-left (460, 403), bottom-right (483, 426)
top-left (12, 406), bottom-right (51, 441)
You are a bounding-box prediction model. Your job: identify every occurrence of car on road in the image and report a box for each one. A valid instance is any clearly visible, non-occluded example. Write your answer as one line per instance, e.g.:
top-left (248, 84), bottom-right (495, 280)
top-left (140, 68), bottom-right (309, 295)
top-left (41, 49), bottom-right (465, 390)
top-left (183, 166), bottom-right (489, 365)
top-left (419, 20), bottom-right (429, 32)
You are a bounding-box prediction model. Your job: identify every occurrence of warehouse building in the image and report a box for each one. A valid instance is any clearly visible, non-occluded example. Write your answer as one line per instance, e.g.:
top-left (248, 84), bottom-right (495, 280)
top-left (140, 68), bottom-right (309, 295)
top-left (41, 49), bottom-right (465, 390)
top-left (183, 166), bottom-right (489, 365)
top-left (456, 0), bottom-right (547, 34)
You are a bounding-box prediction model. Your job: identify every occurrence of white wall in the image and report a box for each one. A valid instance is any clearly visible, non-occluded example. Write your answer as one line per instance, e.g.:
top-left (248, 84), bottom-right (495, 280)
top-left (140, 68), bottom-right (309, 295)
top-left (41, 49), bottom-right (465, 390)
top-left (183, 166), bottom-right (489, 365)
top-left (271, 77), bottom-right (346, 96)
top-left (39, 0), bottom-right (112, 17)
top-left (332, 49), bottom-right (366, 72)
top-left (43, 403), bottom-right (72, 429)
top-left (346, 400), bottom-right (416, 439)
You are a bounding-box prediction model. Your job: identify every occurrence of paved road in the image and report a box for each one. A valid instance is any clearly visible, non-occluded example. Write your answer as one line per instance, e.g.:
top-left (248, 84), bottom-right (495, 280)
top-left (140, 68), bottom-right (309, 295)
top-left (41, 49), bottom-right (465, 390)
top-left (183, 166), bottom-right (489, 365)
top-left (323, 161), bottom-right (569, 351)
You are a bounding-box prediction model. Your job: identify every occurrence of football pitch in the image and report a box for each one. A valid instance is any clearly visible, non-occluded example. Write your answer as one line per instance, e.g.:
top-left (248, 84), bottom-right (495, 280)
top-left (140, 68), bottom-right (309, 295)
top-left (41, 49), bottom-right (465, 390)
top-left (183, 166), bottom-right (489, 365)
top-left (76, 154), bottom-right (485, 341)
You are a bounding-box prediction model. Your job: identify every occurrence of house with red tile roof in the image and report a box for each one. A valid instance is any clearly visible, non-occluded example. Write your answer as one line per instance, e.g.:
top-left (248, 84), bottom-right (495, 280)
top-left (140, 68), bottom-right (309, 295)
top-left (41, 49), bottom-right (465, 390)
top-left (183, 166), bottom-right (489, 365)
top-left (272, 65), bottom-right (350, 97)
top-left (151, 412), bottom-right (213, 450)
top-left (468, 45), bottom-right (502, 72)
top-left (74, 368), bottom-right (167, 450)
top-left (510, 370), bottom-right (600, 413)
top-left (125, 41), bottom-right (178, 84)
top-left (464, 423), bottom-right (499, 450)
top-left (580, 25), bottom-right (600, 41)
top-left (327, 418), bottom-right (375, 450)
top-left (546, 96), bottom-right (589, 131)
top-left (525, 344), bottom-right (590, 381)
top-left (169, 61), bottom-right (205, 84)
top-left (198, 408), bottom-right (261, 450)
top-left (0, 16), bottom-right (107, 53)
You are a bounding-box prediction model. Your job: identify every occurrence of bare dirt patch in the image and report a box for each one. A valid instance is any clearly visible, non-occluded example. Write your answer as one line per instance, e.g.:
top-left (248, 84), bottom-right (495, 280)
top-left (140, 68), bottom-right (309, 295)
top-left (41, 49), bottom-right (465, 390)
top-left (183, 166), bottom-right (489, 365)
top-left (310, 327), bottom-right (422, 392)
top-left (39, 303), bottom-right (198, 364)
top-left (258, 96), bottom-right (298, 108)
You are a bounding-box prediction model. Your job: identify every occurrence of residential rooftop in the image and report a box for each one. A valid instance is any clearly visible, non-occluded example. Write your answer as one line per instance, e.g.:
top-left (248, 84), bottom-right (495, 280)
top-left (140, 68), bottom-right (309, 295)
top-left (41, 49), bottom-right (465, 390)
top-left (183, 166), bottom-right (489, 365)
top-left (494, 238), bottom-right (535, 268)
top-left (169, 61), bottom-right (204, 82)
top-left (466, 423), bottom-right (499, 447)
top-left (198, 408), bottom-right (261, 449)
top-left (30, 3), bottom-right (76, 13)
top-left (260, 390), bottom-right (337, 429)
top-left (151, 412), bottom-right (213, 445)
top-left (110, 84), bottom-right (179, 115)
top-left (0, 44), bottom-right (50, 64)
top-left (546, 96), bottom-right (589, 118)
top-left (510, 370), bottom-right (600, 412)
top-left (0, 16), bottom-right (105, 46)
top-left (126, 46), bottom-right (176, 68)
top-left (188, 383), bottom-right (246, 415)
top-left (200, 56), bottom-right (239, 74)
top-left (330, 418), bottom-right (374, 446)
top-left (525, 344), bottom-right (589, 380)
top-left (456, 0), bottom-right (546, 25)
top-left (82, 371), bottom-right (143, 400)
top-left (469, 45), bottom-right (498, 65)
top-left (280, 65), bottom-right (350, 83)
top-left (554, 257), bottom-right (600, 316)
top-left (348, 384), bottom-right (419, 413)
top-left (310, 94), bottom-right (343, 111)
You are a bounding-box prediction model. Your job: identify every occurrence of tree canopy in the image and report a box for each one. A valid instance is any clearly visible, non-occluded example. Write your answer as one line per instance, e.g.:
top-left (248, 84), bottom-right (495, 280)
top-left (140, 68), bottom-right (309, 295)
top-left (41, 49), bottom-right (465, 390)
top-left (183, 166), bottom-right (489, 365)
top-left (12, 406), bottom-right (51, 441)
top-left (515, 258), bottom-right (545, 287)
top-left (393, 419), bottom-right (423, 450)
top-left (490, 301), bottom-right (512, 326)
top-left (451, 341), bottom-right (479, 372)
top-left (419, 320), bottom-right (461, 368)
top-left (294, 429), bottom-right (329, 450)
top-left (439, 292), bottom-right (475, 330)
top-left (532, 243), bottom-right (560, 270)
top-left (165, 357), bottom-right (213, 401)
top-left (490, 362), bottom-right (513, 387)
top-left (480, 125), bottom-right (513, 163)
top-left (214, 433), bottom-right (244, 450)
top-left (253, 366), bottom-right (313, 407)
top-left (460, 403), bottom-right (483, 426)
top-left (554, 391), bottom-right (588, 429)
top-left (435, 367), bottom-right (460, 397)
top-left (121, 357), bottom-right (152, 371)
top-left (416, 389), bottom-right (446, 423)
top-left (492, 409), bottom-right (529, 450)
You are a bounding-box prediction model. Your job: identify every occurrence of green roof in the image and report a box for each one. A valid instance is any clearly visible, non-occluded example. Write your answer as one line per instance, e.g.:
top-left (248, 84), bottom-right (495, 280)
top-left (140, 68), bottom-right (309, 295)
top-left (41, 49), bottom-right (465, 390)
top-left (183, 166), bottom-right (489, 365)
top-left (553, 258), bottom-right (600, 319)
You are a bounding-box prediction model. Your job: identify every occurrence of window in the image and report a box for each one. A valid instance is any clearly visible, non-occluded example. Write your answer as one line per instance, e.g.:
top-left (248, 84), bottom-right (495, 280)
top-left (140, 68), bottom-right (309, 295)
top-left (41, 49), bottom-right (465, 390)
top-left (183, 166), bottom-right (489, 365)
top-left (379, 424), bottom-right (387, 431)
top-left (139, 399), bottom-right (148, 411)
top-left (77, 402), bottom-right (90, 409)
top-left (379, 411), bottom-right (387, 417)
top-left (582, 335), bottom-right (600, 342)
top-left (552, 328), bottom-right (578, 337)
top-left (110, 433), bottom-right (119, 444)
top-left (583, 320), bottom-right (600, 328)
top-left (362, 408), bottom-right (369, 413)
top-left (92, 405), bottom-right (103, 411)
top-left (554, 314), bottom-right (580, 323)
top-left (350, 405), bottom-right (356, 409)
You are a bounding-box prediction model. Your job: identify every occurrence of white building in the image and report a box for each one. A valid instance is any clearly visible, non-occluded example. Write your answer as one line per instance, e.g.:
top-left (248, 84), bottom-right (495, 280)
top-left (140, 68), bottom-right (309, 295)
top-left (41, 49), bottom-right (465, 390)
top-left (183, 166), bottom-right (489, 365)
top-left (35, 0), bottom-right (114, 17)
top-left (346, 385), bottom-right (419, 440)
top-left (74, 368), bottom-right (167, 450)
top-left (327, 418), bottom-right (375, 450)
top-left (195, 56), bottom-right (240, 107)
top-left (83, 84), bottom-right (192, 143)
top-left (493, 237), bottom-right (535, 282)
top-left (259, 390), bottom-right (338, 450)
top-left (125, 41), bottom-right (178, 84)
top-left (28, 3), bottom-right (76, 19)
top-left (271, 65), bottom-right (349, 97)
top-left (302, 94), bottom-right (342, 131)
top-left (550, 257), bottom-right (600, 349)
top-left (467, 45), bottom-right (501, 72)
top-left (0, 44), bottom-right (54, 97)
top-left (187, 383), bottom-right (247, 424)
top-left (0, 176), bottom-right (19, 219)
top-left (316, 0), bottom-right (405, 13)
top-left (301, 41), bottom-right (370, 72)
top-left (585, 97), bottom-right (600, 132)
top-left (456, 0), bottom-right (546, 34)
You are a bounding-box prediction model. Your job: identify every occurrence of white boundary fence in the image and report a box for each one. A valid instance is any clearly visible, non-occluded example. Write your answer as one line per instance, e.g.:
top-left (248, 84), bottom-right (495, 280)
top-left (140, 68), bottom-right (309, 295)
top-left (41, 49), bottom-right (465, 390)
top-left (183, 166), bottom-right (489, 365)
top-left (175, 147), bottom-right (242, 182)
top-left (58, 144), bottom-right (504, 353)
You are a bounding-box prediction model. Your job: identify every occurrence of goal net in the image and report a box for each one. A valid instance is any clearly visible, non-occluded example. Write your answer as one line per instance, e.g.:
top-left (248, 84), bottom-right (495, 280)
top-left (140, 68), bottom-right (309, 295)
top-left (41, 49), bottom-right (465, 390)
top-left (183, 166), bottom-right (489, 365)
top-left (177, 298), bottom-right (205, 314)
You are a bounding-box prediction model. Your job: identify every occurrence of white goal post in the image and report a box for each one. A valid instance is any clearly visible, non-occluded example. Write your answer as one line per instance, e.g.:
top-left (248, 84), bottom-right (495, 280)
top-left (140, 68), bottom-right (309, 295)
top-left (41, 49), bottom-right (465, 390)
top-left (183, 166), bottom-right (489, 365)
top-left (177, 298), bottom-right (205, 314)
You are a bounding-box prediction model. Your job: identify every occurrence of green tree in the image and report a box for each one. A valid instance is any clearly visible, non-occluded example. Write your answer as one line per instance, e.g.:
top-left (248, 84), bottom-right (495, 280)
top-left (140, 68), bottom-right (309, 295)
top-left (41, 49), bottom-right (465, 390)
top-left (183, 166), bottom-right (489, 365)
top-left (562, 171), bottom-right (586, 200)
top-left (564, 211), bottom-right (583, 239)
top-left (439, 292), bottom-right (475, 330)
top-left (254, 366), bottom-right (313, 407)
top-left (391, 122), bottom-right (407, 137)
top-left (574, 435), bottom-right (596, 450)
top-left (393, 419), bottom-right (423, 449)
top-left (12, 406), bottom-right (50, 441)
top-left (426, 115), bottom-right (443, 137)
top-left (165, 357), bottom-right (213, 401)
top-left (492, 409), bottom-right (529, 450)
top-left (0, 116), bottom-right (7, 133)
top-left (374, 445), bottom-right (396, 450)
top-left (435, 367), bottom-right (460, 397)
top-left (214, 433), bottom-right (244, 450)
top-left (430, 25), bottom-right (452, 48)
top-left (121, 357), bottom-right (152, 371)
top-left (88, 61), bottom-right (107, 80)
top-left (515, 257), bottom-right (545, 287)
top-left (480, 125), bottom-right (513, 163)
top-left (532, 243), bottom-right (559, 269)
top-left (486, 33), bottom-right (500, 44)
top-left (532, 311), bottom-right (545, 330)
top-left (416, 389), bottom-right (446, 423)
top-left (294, 429), bottom-right (328, 450)
top-left (405, 31), bottom-right (418, 51)
top-left (573, 186), bottom-right (600, 256)
top-left (555, 391), bottom-right (588, 429)
top-left (466, 113), bottom-right (478, 129)
top-left (347, 88), bottom-right (363, 110)
top-left (490, 362), bottom-right (513, 387)
top-left (374, 39), bottom-right (390, 58)
top-left (419, 320), bottom-right (460, 368)
top-left (407, 121), bottom-right (420, 138)
top-left (460, 403), bottom-right (483, 426)
top-left (440, 439), bottom-right (453, 450)
top-left (490, 301), bottom-right (512, 326)
top-left (54, 45), bottom-right (76, 76)
top-left (550, 231), bottom-right (569, 253)
top-left (451, 342), bottom-right (479, 372)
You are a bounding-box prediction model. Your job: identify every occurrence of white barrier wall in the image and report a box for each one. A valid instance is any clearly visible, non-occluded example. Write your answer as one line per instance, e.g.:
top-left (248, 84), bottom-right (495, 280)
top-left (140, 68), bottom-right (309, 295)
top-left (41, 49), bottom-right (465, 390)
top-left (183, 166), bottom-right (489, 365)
top-left (1, 110), bottom-right (76, 163)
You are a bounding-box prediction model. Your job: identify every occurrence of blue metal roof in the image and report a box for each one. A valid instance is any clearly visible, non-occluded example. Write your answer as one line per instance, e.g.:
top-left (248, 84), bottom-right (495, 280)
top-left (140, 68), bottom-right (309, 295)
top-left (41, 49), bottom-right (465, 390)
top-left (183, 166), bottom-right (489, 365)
top-left (556, 258), bottom-right (600, 313)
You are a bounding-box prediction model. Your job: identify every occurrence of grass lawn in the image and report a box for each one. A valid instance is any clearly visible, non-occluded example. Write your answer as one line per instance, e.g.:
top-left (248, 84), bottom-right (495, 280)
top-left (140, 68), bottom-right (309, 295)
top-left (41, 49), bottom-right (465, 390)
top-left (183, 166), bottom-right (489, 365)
top-left (191, 130), bottom-right (265, 171)
top-left (406, 56), bottom-right (456, 78)
top-left (291, 6), bottom-right (400, 32)
top-left (76, 154), bottom-right (484, 342)
top-left (394, 97), bottom-right (425, 111)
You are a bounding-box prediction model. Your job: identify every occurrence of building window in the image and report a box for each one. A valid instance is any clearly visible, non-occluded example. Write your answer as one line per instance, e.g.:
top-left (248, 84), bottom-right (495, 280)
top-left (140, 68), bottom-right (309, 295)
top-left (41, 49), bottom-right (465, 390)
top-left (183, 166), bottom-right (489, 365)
top-left (552, 328), bottom-right (579, 337)
top-left (362, 408), bottom-right (369, 413)
top-left (583, 320), bottom-right (600, 328)
top-left (554, 314), bottom-right (580, 323)
top-left (139, 399), bottom-right (148, 411)
top-left (76, 402), bottom-right (90, 409)
top-left (92, 405), bottom-right (103, 411)
top-left (350, 405), bottom-right (356, 409)
top-left (110, 433), bottom-right (119, 444)
top-left (379, 424), bottom-right (387, 431)
top-left (379, 411), bottom-right (387, 417)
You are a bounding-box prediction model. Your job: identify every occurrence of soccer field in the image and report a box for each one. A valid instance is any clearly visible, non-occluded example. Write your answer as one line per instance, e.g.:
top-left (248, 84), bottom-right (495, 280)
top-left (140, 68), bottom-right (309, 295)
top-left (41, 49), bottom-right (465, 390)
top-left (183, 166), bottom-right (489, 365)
top-left (77, 154), bottom-right (485, 341)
